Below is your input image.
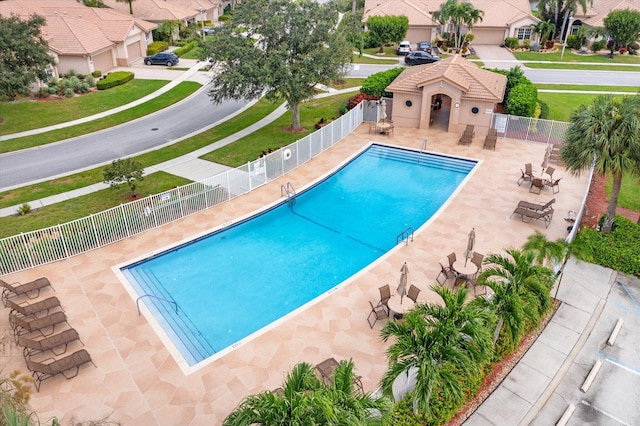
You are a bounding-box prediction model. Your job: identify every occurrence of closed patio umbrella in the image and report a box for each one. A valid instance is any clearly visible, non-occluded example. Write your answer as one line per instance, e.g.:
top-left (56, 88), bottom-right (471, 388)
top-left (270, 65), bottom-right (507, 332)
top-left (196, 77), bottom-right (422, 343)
top-left (392, 366), bottom-right (418, 403)
top-left (464, 228), bottom-right (475, 266)
top-left (397, 262), bottom-right (409, 302)
top-left (380, 99), bottom-right (387, 122)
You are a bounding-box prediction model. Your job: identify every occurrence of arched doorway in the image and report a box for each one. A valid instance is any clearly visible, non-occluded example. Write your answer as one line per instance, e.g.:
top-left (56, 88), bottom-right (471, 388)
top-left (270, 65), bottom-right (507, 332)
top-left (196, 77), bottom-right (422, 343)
top-left (429, 93), bottom-right (451, 131)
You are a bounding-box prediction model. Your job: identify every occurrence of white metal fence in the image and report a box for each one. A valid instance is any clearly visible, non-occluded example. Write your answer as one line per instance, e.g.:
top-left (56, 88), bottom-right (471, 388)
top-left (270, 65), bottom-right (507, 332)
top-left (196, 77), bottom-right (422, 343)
top-left (491, 113), bottom-right (571, 145)
top-left (0, 104), bottom-right (365, 276)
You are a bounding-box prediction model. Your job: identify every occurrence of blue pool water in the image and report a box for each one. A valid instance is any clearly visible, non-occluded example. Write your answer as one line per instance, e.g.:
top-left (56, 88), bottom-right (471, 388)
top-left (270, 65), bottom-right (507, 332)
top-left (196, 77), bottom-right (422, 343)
top-left (121, 145), bottom-right (476, 366)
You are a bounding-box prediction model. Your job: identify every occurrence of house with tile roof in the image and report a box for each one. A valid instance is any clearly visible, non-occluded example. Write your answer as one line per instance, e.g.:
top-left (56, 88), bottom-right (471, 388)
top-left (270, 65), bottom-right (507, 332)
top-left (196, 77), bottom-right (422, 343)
top-left (0, 0), bottom-right (156, 77)
top-left (385, 55), bottom-right (506, 133)
top-left (572, 0), bottom-right (640, 31)
top-left (102, 0), bottom-right (226, 27)
top-left (364, 0), bottom-right (540, 46)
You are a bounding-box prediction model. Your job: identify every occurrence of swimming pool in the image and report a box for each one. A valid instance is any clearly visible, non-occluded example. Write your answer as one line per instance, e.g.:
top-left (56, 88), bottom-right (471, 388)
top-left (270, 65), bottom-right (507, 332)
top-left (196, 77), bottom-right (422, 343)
top-left (121, 144), bottom-right (476, 367)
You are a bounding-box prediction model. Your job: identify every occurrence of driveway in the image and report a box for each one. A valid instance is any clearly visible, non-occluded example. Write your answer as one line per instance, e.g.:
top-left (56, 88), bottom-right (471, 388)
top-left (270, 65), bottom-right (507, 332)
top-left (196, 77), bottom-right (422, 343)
top-left (472, 45), bottom-right (522, 69)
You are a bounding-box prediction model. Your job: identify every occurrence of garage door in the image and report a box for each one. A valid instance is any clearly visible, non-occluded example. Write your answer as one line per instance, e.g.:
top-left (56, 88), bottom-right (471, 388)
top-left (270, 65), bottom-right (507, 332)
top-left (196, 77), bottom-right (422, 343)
top-left (93, 50), bottom-right (114, 74)
top-left (127, 41), bottom-right (143, 63)
top-left (407, 29), bottom-right (431, 44)
top-left (472, 29), bottom-right (506, 45)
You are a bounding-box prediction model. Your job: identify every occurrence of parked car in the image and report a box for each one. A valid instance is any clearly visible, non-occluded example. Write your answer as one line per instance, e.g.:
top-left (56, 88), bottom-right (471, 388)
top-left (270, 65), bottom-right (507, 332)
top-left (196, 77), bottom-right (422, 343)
top-left (417, 41), bottom-right (433, 54)
top-left (404, 51), bottom-right (440, 65)
top-left (144, 52), bottom-right (179, 67)
top-left (396, 40), bottom-right (412, 55)
top-left (203, 27), bottom-right (216, 36)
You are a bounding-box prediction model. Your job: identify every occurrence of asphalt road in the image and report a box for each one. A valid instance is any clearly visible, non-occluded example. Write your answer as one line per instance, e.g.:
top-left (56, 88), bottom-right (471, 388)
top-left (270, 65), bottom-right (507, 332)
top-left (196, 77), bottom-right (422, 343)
top-left (0, 86), bottom-right (249, 190)
top-left (1, 65), bottom-right (639, 190)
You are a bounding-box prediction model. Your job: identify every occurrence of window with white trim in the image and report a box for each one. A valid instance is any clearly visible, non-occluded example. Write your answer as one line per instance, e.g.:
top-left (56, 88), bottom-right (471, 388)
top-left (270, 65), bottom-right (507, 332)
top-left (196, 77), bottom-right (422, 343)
top-left (516, 27), bottom-right (532, 40)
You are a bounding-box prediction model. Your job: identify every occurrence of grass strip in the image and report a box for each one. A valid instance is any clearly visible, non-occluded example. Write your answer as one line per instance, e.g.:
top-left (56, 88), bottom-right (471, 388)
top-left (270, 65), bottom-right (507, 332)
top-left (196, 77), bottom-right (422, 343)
top-left (538, 92), bottom-right (601, 121)
top-left (0, 172), bottom-right (192, 239)
top-left (536, 84), bottom-right (640, 92)
top-left (523, 62), bottom-right (640, 71)
top-left (513, 50), bottom-right (640, 64)
top-left (606, 175), bottom-right (640, 211)
top-left (202, 93), bottom-right (355, 167)
top-left (0, 82), bottom-right (202, 154)
top-left (0, 80), bottom-right (168, 135)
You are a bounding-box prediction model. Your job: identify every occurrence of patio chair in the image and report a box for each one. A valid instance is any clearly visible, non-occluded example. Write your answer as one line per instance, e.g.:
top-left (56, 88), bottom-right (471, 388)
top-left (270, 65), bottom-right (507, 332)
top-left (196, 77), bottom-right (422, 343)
top-left (368, 122), bottom-right (377, 134)
top-left (517, 198), bottom-right (556, 213)
top-left (529, 178), bottom-right (545, 194)
top-left (436, 262), bottom-right (456, 286)
top-left (1, 277), bottom-right (54, 307)
top-left (6, 296), bottom-right (63, 319)
top-left (19, 328), bottom-right (82, 359)
top-left (378, 285), bottom-right (391, 310)
top-left (517, 163), bottom-right (535, 186)
top-left (483, 131), bottom-right (497, 150)
top-left (545, 177), bottom-right (562, 194)
top-left (544, 166), bottom-right (555, 182)
top-left (511, 206), bottom-right (553, 228)
top-left (9, 311), bottom-right (69, 344)
top-left (470, 252), bottom-right (484, 275)
top-left (407, 285), bottom-right (421, 303)
top-left (26, 348), bottom-right (96, 391)
top-left (367, 301), bottom-right (388, 329)
top-left (447, 252), bottom-right (457, 273)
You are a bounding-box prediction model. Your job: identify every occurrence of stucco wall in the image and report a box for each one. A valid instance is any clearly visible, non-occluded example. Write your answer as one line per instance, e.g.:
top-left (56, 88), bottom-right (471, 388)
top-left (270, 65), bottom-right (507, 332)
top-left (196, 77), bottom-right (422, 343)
top-left (455, 100), bottom-right (497, 134)
top-left (57, 55), bottom-right (91, 75)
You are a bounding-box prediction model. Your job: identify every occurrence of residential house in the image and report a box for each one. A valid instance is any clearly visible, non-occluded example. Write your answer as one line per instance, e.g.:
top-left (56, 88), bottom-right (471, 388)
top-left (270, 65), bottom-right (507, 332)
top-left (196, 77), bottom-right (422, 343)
top-left (0, 0), bottom-right (156, 77)
top-left (102, 0), bottom-right (226, 28)
top-left (363, 0), bottom-right (540, 46)
top-left (385, 55), bottom-right (506, 133)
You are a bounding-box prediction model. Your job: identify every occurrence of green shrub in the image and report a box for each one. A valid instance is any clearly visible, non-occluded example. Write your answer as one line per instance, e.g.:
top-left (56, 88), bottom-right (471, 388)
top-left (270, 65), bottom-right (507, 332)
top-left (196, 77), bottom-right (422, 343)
top-left (566, 35), bottom-right (579, 49)
top-left (16, 203), bottom-right (31, 215)
top-left (505, 82), bottom-right (538, 117)
top-left (360, 67), bottom-right (404, 97)
top-left (64, 87), bottom-right (75, 98)
top-left (173, 41), bottom-right (197, 56)
top-left (505, 37), bottom-right (519, 49)
top-left (538, 100), bottom-right (549, 119)
top-left (91, 70), bottom-right (102, 78)
top-left (96, 71), bottom-right (135, 90)
top-left (591, 40), bottom-right (606, 52)
top-left (574, 215), bottom-right (640, 277)
top-left (523, 39), bottom-right (531, 49)
top-left (147, 41), bottom-right (169, 55)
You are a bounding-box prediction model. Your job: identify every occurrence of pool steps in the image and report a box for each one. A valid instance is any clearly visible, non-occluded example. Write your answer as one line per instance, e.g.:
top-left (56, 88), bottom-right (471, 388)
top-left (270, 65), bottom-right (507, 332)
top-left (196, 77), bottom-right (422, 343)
top-left (368, 145), bottom-right (474, 173)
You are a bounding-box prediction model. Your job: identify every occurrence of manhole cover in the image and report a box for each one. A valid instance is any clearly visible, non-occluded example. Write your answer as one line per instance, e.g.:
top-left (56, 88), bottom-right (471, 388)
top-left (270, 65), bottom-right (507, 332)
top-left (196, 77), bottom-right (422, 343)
top-left (151, 128), bottom-right (159, 131)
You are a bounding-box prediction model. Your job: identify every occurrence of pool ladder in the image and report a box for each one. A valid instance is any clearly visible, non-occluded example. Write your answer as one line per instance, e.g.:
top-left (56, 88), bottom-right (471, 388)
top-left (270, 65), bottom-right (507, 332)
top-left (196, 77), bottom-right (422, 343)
top-left (281, 182), bottom-right (296, 206)
top-left (136, 294), bottom-right (179, 316)
top-left (396, 227), bottom-right (414, 245)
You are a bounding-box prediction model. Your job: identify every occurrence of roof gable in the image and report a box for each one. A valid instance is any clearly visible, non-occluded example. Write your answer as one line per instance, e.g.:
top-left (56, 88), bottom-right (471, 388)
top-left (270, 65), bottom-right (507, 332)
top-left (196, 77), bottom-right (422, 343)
top-left (575, 0), bottom-right (640, 27)
top-left (386, 55), bottom-right (507, 102)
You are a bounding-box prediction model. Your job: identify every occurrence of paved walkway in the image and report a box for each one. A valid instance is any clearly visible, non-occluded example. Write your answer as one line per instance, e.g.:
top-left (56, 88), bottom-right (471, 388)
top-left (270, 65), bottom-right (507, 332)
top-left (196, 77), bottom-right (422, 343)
top-left (466, 259), bottom-right (640, 425)
top-left (472, 45), bottom-right (522, 69)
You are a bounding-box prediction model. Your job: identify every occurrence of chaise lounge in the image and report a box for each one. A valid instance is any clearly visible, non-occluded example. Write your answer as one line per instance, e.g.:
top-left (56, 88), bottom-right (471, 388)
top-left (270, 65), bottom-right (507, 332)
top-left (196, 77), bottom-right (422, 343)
top-left (517, 198), bottom-right (555, 215)
top-left (26, 348), bottom-right (96, 391)
top-left (1, 277), bottom-right (54, 307)
top-left (9, 311), bottom-right (69, 344)
top-left (511, 206), bottom-right (553, 228)
top-left (6, 296), bottom-right (63, 318)
top-left (19, 328), bottom-right (82, 358)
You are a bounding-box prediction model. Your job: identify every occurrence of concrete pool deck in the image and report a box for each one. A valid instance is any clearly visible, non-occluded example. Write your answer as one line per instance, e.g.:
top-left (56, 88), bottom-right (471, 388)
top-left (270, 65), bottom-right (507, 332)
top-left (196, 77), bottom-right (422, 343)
top-left (0, 123), bottom-right (589, 424)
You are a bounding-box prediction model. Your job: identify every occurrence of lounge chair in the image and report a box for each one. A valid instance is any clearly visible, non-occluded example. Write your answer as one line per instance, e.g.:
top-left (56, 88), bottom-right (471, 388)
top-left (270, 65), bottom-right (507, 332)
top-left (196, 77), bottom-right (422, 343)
top-left (529, 178), bottom-right (545, 194)
top-left (378, 285), bottom-right (391, 310)
top-left (1, 277), bottom-right (54, 307)
top-left (367, 301), bottom-right (388, 329)
top-left (407, 285), bottom-right (421, 303)
top-left (6, 296), bottom-right (63, 318)
top-left (517, 198), bottom-right (556, 213)
top-left (483, 130), bottom-right (497, 150)
top-left (436, 262), bottom-right (456, 286)
top-left (463, 124), bottom-right (475, 137)
top-left (458, 133), bottom-right (472, 145)
top-left (511, 206), bottom-right (553, 228)
top-left (20, 328), bottom-right (81, 358)
top-left (545, 177), bottom-right (562, 194)
top-left (26, 348), bottom-right (96, 391)
top-left (9, 311), bottom-right (69, 344)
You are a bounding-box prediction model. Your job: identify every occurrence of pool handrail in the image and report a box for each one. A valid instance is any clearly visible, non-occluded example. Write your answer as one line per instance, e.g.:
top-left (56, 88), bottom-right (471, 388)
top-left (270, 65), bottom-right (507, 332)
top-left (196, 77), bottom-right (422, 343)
top-left (136, 294), bottom-right (178, 316)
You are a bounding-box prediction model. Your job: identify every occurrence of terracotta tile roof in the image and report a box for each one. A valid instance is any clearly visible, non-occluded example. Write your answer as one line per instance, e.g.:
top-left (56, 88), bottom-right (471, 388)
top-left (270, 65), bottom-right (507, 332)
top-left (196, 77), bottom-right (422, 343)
top-left (386, 55), bottom-right (507, 102)
top-left (364, 0), bottom-right (538, 29)
top-left (575, 0), bottom-right (640, 27)
top-left (102, 0), bottom-right (200, 22)
top-left (0, 0), bottom-right (156, 55)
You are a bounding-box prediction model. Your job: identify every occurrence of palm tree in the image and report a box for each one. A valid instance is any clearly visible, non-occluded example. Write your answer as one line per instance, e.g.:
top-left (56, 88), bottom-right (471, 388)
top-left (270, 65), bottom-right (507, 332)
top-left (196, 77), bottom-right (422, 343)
top-left (561, 94), bottom-right (640, 233)
top-left (522, 231), bottom-right (566, 266)
top-left (474, 249), bottom-right (555, 346)
top-left (223, 361), bottom-right (386, 425)
top-left (380, 285), bottom-right (493, 415)
top-left (432, 0), bottom-right (484, 50)
top-left (115, 0), bottom-right (135, 15)
top-left (533, 20), bottom-right (556, 46)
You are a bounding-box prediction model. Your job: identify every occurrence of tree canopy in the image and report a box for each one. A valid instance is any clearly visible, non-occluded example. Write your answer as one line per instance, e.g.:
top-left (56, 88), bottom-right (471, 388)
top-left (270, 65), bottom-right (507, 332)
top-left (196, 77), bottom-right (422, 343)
top-left (536, 0), bottom-right (592, 41)
top-left (365, 15), bottom-right (409, 52)
top-left (432, 0), bottom-right (484, 50)
top-left (0, 14), bottom-right (54, 101)
top-left (561, 95), bottom-right (640, 233)
top-left (200, 0), bottom-right (352, 131)
top-left (604, 9), bottom-right (640, 50)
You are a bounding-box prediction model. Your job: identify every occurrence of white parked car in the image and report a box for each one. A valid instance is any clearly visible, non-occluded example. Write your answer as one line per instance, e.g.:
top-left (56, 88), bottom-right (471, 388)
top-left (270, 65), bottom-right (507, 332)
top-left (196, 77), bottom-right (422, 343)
top-left (396, 40), bottom-right (412, 55)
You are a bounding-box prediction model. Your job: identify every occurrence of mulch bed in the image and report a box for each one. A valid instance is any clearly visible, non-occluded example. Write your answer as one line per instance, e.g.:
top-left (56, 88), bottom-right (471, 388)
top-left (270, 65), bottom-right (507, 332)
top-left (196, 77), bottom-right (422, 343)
top-left (446, 299), bottom-right (561, 426)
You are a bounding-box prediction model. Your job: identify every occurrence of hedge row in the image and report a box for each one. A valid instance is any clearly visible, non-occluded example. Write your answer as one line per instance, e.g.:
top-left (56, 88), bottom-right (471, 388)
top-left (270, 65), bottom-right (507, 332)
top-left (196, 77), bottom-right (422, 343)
top-left (147, 41), bottom-right (169, 56)
top-left (96, 71), bottom-right (135, 90)
top-left (173, 41), bottom-right (197, 57)
top-left (505, 82), bottom-right (538, 117)
top-left (360, 67), bottom-right (404, 98)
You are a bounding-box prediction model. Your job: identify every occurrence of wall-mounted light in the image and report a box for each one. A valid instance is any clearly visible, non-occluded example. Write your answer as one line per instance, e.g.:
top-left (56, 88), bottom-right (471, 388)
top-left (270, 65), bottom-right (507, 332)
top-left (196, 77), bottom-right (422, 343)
top-left (455, 103), bottom-right (460, 108)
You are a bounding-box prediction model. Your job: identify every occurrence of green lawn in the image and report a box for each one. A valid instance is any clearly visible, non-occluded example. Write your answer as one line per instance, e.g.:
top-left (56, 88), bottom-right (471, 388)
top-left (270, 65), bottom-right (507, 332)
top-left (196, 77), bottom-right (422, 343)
top-left (0, 97), bottom-right (282, 209)
top-left (536, 84), bottom-right (640, 92)
top-left (201, 93), bottom-right (355, 167)
top-left (606, 175), bottom-right (640, 211)
top-left (539, 92), bottom-right (600, 121)
top-left (0, 172), bottom-right (192, 239)
top-left (0, 82), bottom-right (201, 154)
top-left (0, 80), bottom-right (168, 135)
top-left (524, 62), bottom-right (640, 71)
top-left (352, 53), bottom-right (400, 65)
top-left (513, 50), bottom-right (640, 64)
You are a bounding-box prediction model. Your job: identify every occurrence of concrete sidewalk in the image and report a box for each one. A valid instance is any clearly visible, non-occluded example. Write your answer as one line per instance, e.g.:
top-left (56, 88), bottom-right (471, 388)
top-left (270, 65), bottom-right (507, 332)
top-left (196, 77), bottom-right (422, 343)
top-left (465, 258), bottom-right (640, 425)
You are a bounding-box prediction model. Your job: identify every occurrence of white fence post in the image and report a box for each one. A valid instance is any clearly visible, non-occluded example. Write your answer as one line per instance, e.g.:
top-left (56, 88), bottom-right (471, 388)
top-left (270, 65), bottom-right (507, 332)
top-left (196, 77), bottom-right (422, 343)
top-left (21, 233), bottom-right (34, 269)
top-left (120, 204), bottom-right (131, 238)
top-left (58, 224), bottom-right (70, 258)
